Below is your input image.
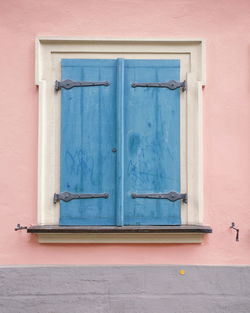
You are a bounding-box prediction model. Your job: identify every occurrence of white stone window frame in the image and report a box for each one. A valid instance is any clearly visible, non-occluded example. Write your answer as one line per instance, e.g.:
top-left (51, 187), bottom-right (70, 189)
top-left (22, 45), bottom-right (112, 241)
top-left (35, 37), bottom-right (206, 243)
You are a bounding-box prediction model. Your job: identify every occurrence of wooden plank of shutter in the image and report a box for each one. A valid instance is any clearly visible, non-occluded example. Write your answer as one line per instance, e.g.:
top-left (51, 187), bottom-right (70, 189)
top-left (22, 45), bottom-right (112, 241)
top-left (123, 59), bottom-right (181, 225)
top-left (59, 59), bottom-right (117, 226)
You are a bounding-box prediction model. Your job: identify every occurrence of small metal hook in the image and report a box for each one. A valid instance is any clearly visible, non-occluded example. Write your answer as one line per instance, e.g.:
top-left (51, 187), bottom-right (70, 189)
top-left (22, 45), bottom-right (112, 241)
top-left (230, 222), bottom-right (239, 241)
top-left (15, 224), bottom-right (27, 231)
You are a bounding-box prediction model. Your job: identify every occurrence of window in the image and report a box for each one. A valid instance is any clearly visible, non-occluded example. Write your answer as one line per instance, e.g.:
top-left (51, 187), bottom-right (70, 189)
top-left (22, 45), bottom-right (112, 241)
top-left (59, 58), bottom-right (182, 226)
top-left (30, 38), bottom-right (211, 243)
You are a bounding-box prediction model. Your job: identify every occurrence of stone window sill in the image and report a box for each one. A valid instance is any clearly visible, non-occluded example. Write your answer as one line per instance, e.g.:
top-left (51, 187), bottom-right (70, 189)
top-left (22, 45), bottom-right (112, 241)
top-left (27, 225), bottom-right (212, 244)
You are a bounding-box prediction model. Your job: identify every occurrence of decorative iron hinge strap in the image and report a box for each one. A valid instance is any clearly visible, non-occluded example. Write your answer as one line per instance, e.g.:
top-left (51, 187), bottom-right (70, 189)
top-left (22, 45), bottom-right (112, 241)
top-left (131, 192), bottom-right (187, 203)
top-left (55, 79), bottom-right (110, 91)
top-left (131, 80), bottom-right (186, 91)
top-left (53, 192), bottom-right (109, 204)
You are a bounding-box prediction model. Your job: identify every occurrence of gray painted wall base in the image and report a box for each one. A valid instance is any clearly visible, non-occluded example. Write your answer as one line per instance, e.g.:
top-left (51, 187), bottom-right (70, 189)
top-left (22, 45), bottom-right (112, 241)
top-left (0, 266), bottom-right (249, 313)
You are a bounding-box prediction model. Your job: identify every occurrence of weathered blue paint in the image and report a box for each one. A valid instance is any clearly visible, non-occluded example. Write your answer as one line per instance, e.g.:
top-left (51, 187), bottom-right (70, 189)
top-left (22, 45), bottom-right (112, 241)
top-left (124, 60), bottom-right (181, 225)
top-left (60, 59), bottom-right (117, 225)
top-left (116, 59), bottom-right (125, 226)
top-left (59, 59), bottom-right (180, 226)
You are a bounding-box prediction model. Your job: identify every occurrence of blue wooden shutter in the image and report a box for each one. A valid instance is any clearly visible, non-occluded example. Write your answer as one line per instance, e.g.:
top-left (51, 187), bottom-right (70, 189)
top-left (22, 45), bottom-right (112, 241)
top-left (59, 59), bottom-right (117, 225)
top-left (59, 59), bottom-right (181, 226)
top-left (123, 60), bottom-right (181, 225)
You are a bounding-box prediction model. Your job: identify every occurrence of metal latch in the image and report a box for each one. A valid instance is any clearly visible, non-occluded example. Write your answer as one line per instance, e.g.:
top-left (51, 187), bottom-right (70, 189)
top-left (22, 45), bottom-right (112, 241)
top-left (55, 79), bottom-right (110, 90)
top-left (131, 191), bottom-right (187, 203)
top-left (131, 80), bottom-right (186, 91)
top-left (53, 192), bottom-right (109, 204)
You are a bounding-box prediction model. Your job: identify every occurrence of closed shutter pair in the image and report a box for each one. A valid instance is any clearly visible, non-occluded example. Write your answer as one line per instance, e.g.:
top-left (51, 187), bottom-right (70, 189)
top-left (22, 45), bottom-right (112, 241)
top-left (56, 58), bottom-right (186, 226)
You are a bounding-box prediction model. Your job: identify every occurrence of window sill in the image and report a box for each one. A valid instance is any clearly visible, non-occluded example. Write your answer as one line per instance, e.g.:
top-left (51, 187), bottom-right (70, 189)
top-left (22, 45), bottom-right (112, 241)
top-left (27, 225), bottom-right (212, 243)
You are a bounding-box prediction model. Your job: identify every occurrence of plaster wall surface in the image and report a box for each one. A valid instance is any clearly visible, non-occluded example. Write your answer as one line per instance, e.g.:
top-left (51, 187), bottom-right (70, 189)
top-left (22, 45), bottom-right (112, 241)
top-left (0, 266), bottom-right (250, 313)
top-left (0, 0), bottom-right (250, 265)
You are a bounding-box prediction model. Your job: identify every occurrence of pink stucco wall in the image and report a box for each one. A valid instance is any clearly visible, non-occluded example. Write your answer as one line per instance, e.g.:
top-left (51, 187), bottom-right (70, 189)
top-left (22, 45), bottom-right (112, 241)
top-left (0, 0), bottom-right (250, 265)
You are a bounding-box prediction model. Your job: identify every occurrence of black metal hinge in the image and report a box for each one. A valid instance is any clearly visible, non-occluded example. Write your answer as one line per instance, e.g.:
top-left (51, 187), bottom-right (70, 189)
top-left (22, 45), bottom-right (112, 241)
top-left (53, 192), bottom-right (109, 204)
top-left (131, 80), bottom-right (186, 91)
top-left (131, 192), bottom-right (187, 203)
top-left (55, 79), bottom-right (110, 91)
